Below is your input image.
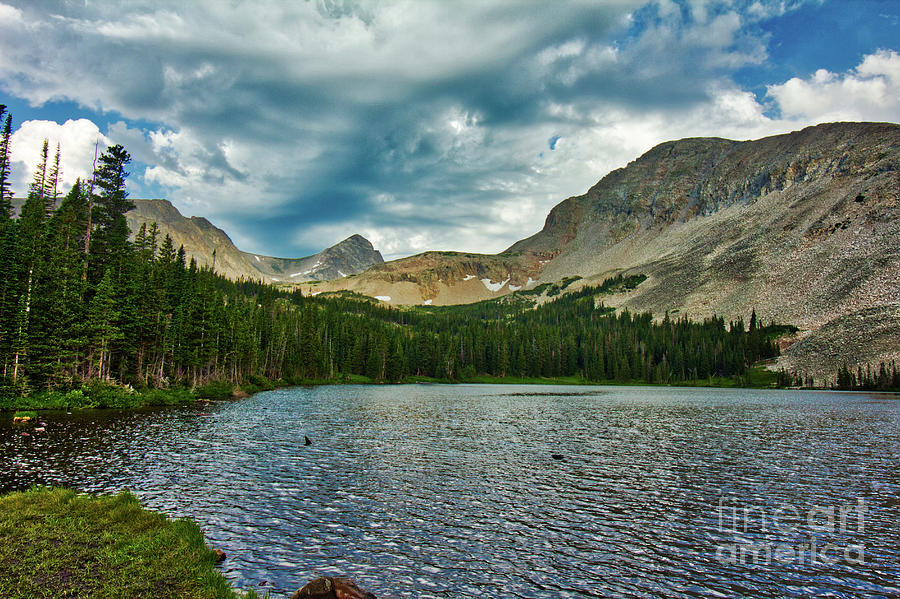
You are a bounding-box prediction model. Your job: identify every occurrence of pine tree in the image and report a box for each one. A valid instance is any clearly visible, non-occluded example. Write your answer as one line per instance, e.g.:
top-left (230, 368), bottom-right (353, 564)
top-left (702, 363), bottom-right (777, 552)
top-left (0, 107), bottom-right (15, 378)
top-left (0, 219), bottom-right (17, 378)
top-left (385, 338), bottom-right (404, 382)
top-left (88, 270), bottom-right (123, 381)
top-left (88, 144), bottom-right (133, 282)
top-left (44, 143), bottom-right (61, 211)
top-left (0, 106), bottom-right (12, 220)
top-left (29, 181), bottom-right (89, 386)
top-left (10, 141), bottom-right (53, 383)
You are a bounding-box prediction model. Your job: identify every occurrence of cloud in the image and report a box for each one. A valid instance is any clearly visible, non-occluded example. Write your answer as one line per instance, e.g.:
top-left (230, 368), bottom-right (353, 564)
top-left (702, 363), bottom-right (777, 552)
top-left (0, 2), bottom-right (21, 23)
top-left (766, 49), bottom-right (900, 123)
top-left (0, 0), bottom-right (896, 260)
top-left (9, 119), bottom-right (109, 195)
top-left (0, 1), bottom-right (643, 251)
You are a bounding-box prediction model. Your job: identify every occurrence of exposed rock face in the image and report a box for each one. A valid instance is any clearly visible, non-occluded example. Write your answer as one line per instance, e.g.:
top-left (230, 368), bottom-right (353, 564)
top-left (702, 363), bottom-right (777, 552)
top-left (243, 234), bottom-right (384, 282)
top-left (314, 122), bottom-right (900, 375)
top-left (300, 250), bottom-right (536, 304)
top-left (126, 199), bottom-right (259, 281)
top-left (510, 122), bottom-right (900, 376)
top-left (125, 200), bottom-right (383, 283)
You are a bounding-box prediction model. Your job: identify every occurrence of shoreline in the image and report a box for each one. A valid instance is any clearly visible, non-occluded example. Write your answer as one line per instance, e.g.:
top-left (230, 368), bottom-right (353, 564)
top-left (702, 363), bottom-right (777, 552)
top-left (4, 369), bottom-right (898, 413)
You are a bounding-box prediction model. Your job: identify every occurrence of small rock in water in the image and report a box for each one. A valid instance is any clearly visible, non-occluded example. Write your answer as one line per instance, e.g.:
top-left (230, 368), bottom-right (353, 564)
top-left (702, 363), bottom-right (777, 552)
top-left (34, 427), bottom-right (45, 432)
top-left (552, 454), bottom-right (565, 460)
top-left (20, 432), bottom-right (30, 437)
top-left (304, 435), bottom-right (312, 446)
top-left (292, 577), bottom-right (376, 599)
top-left (213, 548), bottom-right (226, 563)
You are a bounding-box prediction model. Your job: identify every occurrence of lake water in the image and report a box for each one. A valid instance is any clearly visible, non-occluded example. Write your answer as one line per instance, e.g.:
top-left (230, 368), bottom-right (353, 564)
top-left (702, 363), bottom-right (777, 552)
top-left (2, 384), bottom-right (899, 598)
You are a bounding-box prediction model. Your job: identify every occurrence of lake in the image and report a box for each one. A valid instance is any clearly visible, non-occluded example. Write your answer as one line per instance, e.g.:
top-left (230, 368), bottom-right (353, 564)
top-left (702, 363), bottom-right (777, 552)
top-left (2, 384), bottom-right (899, 598)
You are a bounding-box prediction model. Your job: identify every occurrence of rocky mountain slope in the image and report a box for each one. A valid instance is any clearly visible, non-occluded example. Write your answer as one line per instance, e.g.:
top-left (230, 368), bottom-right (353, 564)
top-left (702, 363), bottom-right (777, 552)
top-left (241, 234), bottom-right (381, 282)
top-left (125, 199), bottom-right (383, 282)
top-left (307, 122), bottom-right (899, 375)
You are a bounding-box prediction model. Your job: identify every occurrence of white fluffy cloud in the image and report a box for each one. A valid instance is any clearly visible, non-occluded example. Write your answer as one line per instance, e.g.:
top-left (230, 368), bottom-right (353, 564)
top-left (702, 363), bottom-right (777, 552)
top-left (9, 119), bottom-right (110, 196)
top-left (767, 49), bottom-right (900, 123)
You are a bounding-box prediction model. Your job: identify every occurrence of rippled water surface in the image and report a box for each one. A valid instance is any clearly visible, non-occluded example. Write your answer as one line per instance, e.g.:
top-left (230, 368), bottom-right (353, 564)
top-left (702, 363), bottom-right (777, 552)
top-left (3, 385), bottom-right (900, 598)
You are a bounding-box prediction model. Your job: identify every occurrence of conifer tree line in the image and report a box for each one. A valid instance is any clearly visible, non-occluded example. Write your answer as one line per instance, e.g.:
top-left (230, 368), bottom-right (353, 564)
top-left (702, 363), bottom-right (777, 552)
top-left (831, 362), bottom-right (900, 392)
top-left (1, 105), bottom-right (888, 396)
top-left (310, 279), bottom-right (783, 384)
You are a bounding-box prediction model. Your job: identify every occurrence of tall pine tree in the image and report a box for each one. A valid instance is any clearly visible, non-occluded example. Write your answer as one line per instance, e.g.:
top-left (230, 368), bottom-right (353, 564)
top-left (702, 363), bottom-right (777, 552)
top-left (87, 144), bottom-right (133, 283)
top-left (0, 105), bottom-right (12, 220)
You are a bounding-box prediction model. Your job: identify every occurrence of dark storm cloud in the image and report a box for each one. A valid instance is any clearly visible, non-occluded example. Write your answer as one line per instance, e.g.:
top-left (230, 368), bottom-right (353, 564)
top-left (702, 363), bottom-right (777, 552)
top-left (2, 0), bottom-right (896, 258)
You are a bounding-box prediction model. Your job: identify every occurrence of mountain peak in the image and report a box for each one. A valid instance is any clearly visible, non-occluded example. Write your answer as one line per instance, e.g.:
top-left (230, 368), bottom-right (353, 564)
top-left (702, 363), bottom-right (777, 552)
top-left (318, 234), bottom-right (384, 277)
top-left (344, 233), bottom-right (371, 244)
top-left (126, 200), bottom-right (384, 283)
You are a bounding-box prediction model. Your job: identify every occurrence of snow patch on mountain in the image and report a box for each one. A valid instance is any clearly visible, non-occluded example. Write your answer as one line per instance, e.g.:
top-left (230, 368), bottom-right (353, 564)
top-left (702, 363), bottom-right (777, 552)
top-left (481, 277), bottom-right (509, 292)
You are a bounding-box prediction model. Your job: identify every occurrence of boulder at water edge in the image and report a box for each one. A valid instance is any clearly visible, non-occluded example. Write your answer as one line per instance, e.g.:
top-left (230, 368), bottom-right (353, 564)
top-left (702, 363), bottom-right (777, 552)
top-left (291, 576), bottom-right (376, 599)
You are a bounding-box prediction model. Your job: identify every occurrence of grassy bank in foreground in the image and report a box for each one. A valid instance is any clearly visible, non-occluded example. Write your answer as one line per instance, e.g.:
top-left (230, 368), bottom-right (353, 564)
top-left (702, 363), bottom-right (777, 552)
top-left (0, 487), bottom-right (261, 599)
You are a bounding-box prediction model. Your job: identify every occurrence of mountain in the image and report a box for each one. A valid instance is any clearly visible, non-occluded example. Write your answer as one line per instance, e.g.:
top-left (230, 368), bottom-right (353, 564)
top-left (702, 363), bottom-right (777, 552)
top-left (125, 199), bottom-right (383, 282)
top-left (241, 234), bottom-right (382, 282)
top-left (11, 196), bottom-right (384, 283)
top-left (305, 122), bottom-right (899, 375)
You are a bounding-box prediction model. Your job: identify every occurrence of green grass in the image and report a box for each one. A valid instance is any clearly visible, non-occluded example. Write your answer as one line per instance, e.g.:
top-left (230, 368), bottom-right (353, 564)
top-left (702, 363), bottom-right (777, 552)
top-left (0, 373), bottom-right (388, 412)
top-left (194, 381), bottom-right (237, 400)
top-left (744, 366), bottom-right (779, 388)
top-left (0, 383), bottom-right (198, 412)
top-left (12, 410), bottom-right (38, 420)
top-left (0, 487), bottom-right (263, 599)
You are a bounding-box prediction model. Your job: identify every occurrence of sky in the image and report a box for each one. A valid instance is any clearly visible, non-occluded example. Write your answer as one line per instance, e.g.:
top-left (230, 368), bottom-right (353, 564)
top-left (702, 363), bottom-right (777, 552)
top-left (1, 0), bottom-right (898, 260)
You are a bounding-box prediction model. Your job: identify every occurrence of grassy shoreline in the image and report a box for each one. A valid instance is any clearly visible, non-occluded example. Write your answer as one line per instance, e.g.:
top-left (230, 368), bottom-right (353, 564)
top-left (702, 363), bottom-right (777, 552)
top-left (0, 372), bottom-right (762, 412)
top-left (4, 368), bottom-right (895, 413)
top-left (0, 487), bottom-right (262, 599)
top-left (0, 376), bottom-right (300, 412)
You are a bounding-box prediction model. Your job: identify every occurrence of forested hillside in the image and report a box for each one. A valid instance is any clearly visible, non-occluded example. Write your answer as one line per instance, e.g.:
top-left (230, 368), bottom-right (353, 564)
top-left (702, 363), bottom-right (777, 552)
top-left (306, 123), bottom-right (900, 379)
top-left (0, 106), bottom-right (895, 399)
